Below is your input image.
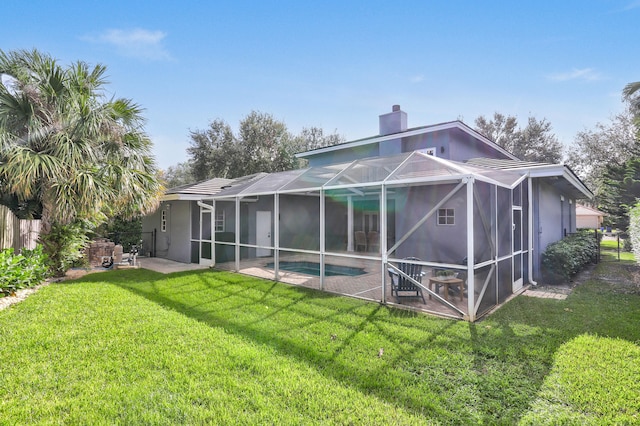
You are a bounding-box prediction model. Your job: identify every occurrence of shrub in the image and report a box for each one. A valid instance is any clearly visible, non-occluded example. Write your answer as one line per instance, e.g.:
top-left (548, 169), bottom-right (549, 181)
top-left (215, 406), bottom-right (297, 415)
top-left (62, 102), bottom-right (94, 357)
top-left (41, 220), bottom-right (95, 277)
top-left (541, 230), bottom-right (599, 284)
top-left (629, 202), bottom-right (640, 263)
top-left (0, 245), bottom-right (49, 296)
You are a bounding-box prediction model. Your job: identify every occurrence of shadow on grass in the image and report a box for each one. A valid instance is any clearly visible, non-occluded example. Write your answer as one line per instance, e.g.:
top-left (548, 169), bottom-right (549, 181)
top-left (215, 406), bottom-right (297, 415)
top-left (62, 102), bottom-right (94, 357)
top-left (98, 261), bottom-right (640, 423)
top-left (105, 268), bottom-right (470, 419)
top-left (466, 258), bottom-right (640, 422)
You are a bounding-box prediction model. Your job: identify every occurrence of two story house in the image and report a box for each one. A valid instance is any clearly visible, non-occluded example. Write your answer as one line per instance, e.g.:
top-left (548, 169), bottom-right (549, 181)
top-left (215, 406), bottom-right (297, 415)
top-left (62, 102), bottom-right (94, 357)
top-left (144, 106), bottom-right (591, 321)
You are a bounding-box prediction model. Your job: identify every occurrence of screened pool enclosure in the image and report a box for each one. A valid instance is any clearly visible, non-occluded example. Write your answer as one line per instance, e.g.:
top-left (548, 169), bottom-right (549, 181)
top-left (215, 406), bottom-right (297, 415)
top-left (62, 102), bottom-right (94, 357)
top-left (198, 151), bottom-right (530, 321)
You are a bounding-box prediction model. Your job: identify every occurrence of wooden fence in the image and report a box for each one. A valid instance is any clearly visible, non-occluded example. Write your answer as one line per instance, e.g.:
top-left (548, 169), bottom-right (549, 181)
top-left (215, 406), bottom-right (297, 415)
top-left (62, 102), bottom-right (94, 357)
top-left (0, 205), bottom-right (41, 252)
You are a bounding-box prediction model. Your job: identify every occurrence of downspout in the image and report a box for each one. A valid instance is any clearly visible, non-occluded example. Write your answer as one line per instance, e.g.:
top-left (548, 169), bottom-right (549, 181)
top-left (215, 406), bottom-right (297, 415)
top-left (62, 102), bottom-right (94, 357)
top-left (197, 201), bottom-right (213, 211)
top-left (527, 176), bottom-right (537, 286)
top-left (197, 201), bottom-right (215, 267)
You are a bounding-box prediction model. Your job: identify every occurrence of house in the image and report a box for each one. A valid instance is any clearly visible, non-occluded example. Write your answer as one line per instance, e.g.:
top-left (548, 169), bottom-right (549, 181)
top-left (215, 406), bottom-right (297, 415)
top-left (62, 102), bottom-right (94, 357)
top-left (143, 174), bottom-right (267, 263)
top-left (143, 105), bottom-right (592, 321)
top-left (576, 204), bottom-right (605, 229)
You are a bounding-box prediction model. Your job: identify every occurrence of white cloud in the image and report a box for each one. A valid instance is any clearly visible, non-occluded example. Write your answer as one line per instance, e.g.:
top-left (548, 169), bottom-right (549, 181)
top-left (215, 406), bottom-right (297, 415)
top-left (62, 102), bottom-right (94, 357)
top-left (410, 74), bottom-right (425, 83)
top-left (547, 68), bottom-right (603, 82)
top-left (83, 28), bottom-right (172, 61)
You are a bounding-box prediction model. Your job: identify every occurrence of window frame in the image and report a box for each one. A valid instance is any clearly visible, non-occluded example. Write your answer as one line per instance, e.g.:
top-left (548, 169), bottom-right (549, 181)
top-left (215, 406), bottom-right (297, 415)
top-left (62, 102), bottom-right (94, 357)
top-left (437, 208), bottom-right (455, 226)
top-left (215, 209), bottom-right (225, 232)
top-left (161, 210), bottom-right (167, 232)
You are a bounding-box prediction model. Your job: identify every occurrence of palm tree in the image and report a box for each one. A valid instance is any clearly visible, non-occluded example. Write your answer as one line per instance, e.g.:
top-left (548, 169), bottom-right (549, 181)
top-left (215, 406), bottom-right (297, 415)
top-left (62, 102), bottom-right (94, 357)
top-left (623, 81), bottom-right (640, 99)
top-left (0, 49), bottom-right (162, 266)
top-left (624, 81), bottom-right (640, 132)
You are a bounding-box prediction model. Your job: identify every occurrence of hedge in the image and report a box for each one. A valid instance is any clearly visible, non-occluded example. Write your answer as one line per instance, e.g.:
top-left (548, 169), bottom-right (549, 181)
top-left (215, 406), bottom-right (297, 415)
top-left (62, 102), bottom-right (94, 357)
top-left (541, 230), bottom-right (598, 284)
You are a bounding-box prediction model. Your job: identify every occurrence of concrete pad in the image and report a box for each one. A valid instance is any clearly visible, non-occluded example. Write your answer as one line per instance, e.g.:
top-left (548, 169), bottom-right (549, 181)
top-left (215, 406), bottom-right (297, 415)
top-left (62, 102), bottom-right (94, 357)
top-left (138, 257), bottom-right (211, 274)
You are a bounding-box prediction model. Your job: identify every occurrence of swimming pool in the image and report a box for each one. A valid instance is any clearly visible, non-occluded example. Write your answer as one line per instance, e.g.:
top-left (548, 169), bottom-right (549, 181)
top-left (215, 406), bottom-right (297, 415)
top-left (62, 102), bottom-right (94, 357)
top-left (265, 261), bottom-right (366, 277)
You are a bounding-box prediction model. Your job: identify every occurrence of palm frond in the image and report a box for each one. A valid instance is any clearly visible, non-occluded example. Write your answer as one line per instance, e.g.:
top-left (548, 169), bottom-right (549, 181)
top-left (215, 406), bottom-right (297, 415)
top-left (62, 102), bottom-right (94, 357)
top-left (623, 81), bottom-right (640, 99)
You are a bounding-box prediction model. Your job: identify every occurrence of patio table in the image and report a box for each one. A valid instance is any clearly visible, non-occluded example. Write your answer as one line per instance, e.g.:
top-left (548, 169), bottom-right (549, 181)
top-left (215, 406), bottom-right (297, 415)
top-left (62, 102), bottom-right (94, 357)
top-left (428, 276), bottom-right (464, 301)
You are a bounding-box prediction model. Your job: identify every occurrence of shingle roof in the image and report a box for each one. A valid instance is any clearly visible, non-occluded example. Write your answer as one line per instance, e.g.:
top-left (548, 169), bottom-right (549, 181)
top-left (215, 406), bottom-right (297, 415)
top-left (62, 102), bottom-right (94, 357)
top-left (465, 158), bottom-right (552, 170)
top-left (163, 173), bottom-right (270, 200)
top-left (166, 177), bottom-right (234, 196)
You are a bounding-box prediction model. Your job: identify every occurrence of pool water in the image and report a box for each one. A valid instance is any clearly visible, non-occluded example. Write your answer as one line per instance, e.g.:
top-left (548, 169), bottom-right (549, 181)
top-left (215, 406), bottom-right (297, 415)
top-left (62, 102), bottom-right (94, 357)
top-left (265, 261), bottom-right (366, 277)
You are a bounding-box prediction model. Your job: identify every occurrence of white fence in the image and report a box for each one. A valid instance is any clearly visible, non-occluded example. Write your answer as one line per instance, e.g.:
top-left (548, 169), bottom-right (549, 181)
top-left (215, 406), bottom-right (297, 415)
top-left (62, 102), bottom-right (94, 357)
top-left (0, 205), bottom-right (41, 252)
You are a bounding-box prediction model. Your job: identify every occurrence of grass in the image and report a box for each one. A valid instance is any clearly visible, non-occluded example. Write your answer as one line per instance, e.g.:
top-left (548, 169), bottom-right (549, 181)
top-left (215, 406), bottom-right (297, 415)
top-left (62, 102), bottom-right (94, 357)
top-left (1, 257), bottom-right (639, 424)
top-left (600, 237), bottom-right (635, 262)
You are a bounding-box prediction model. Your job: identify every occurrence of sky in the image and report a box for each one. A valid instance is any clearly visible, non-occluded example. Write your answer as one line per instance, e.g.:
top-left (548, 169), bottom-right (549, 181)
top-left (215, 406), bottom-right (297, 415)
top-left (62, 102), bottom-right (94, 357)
top-left (2, 1), bottom-right (639, 169)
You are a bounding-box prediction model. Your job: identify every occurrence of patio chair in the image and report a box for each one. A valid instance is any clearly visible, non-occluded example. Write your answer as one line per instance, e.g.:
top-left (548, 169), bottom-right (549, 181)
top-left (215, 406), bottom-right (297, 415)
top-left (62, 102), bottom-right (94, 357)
top-left (367, 231), bottom-right (380, 252)
top-left (355, 231), bottom-right (367, 251)
top-left (388, 257), bottom-right (426, 303)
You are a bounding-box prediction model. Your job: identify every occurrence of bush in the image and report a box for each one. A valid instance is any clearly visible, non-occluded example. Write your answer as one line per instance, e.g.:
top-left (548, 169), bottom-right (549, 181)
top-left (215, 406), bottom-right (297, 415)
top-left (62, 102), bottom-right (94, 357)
top-left (41, 220), bottom-right (95, 277)
top-left (0, 245), bottom-right (49, 296)
top-left (629, 202), bottom-right (640, 263)
top-left (541, 230), bottom-right (599, 284)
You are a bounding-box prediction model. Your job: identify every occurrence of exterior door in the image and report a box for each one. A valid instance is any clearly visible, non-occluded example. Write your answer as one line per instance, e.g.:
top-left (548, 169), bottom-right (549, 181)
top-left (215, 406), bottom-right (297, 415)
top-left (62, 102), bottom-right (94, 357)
top-left (512, 207), bottom-right (523, 291)
top-left (256, 211), bottom-right (272, 257)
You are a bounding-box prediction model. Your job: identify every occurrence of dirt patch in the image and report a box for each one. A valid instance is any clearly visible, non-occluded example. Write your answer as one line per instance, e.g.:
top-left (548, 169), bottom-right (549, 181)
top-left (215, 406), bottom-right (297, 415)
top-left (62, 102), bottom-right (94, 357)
top-left (591, 262), bottom-right (640, 295)
top-left (528, 262), bottom-right (598, 296)
top-left (529, 261), bottom-right (640, 297)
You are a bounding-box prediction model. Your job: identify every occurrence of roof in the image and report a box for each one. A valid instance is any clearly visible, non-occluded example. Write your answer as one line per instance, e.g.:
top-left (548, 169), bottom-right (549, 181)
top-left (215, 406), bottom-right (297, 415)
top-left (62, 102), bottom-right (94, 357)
top-left (576, 204), bottom-right (606, 217)
top-left (161, 174), bottom-right (265, 201)
top-left (466, 158), bottom-right (593, 200)
top-left (212, 151), bottom-right (525, 199)
top-left (296, 120), bottom-right (518, 161)
top-left (165, 178), bottom-right (233, 196)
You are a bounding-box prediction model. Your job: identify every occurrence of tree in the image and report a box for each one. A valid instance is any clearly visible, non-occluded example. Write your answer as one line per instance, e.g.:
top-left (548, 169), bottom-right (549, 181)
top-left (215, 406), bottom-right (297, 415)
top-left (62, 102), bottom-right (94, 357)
top-left (565, 105), bottom-right (637, 195)
top-left (162, 162), bottom-right (193, 188)
top-left (187, 118), bottom-right (237, 181)
top-left (514, 117), bottom-right (563, 163)
top-left (598, 151), bottom-right (640, 231)
top-left (236, 111), bottom-right (297, 175)
top-left (474, 112), bottom-right (518, 151)
top-left (474, 112), bottom-right (563, 163)
top-left (623, 81), bottom-right (640, 132)
top-left (184, 113), bottom-right (345, 181)
top-left (0, 49), bottom-right (162, 272)
top-left (297, 126), bottom-right (345, 151)
top-left (623, 81), bottom-right (640, 107)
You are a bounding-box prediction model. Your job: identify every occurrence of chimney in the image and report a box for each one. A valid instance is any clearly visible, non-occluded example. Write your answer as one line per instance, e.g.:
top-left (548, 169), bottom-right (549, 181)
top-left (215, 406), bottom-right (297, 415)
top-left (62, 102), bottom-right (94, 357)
top-left (379, 104), bottom-right (407, 136)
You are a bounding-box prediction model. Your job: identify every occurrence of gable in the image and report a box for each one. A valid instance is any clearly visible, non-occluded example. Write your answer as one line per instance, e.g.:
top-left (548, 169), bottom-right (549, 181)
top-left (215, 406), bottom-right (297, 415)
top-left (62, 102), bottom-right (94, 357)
top-left (298, 120), bottom-right (516, 168)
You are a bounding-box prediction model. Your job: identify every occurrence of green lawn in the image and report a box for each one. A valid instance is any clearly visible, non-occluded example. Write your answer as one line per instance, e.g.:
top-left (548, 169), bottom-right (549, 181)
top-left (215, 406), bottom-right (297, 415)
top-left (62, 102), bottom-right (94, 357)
top-left (1, 259), bottom-right (639, 424)
top-left (600, 237), bottom-right (636, 262)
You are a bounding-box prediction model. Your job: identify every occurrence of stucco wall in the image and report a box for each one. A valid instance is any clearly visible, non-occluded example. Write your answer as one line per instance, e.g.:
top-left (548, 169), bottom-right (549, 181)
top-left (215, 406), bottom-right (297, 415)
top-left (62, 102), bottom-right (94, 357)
top-left (142, 200), bottom-right (192, 263)
top-left (305, 126), bottom-right (512, 168)
top-left (393, 184), bottom-right (468, 263)
top-left (532, 180), bottom-right (578, 279)
top-left (576, 214), bottom-right (602, 229)
top-left (167, 201), bottom-right (191, 263)
top-left (306, 143), bottom-right (379, 167)
top-left (279, 194), bottom-right (320, 250)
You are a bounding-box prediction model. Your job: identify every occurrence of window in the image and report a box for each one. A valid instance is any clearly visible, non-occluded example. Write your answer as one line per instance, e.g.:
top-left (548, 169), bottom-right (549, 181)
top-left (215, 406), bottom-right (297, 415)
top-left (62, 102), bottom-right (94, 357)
top-left (437, 208), bottom-right (455, 225)
top-left (215, 210), bottom-right (225, 232)
top-left (363, 211), bottom-right (379, 233)
top-left (161, 210), bottom-right (167, 232)
top-left (418, 147), bottom-right (437, 156)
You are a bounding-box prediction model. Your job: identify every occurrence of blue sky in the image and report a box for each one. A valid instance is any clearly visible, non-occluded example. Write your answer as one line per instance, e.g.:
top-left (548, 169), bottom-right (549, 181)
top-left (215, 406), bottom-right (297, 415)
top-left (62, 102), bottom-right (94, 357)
top-left (2, 1), bottom-right (639, 169)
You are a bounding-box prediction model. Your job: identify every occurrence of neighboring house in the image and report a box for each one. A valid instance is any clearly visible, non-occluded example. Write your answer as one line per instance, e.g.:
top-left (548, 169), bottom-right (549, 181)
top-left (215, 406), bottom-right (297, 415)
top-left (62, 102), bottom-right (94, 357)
top-left (576, 204), bottom-right (605, 229)
top-left (144, 105), bottom-right (592, 321)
